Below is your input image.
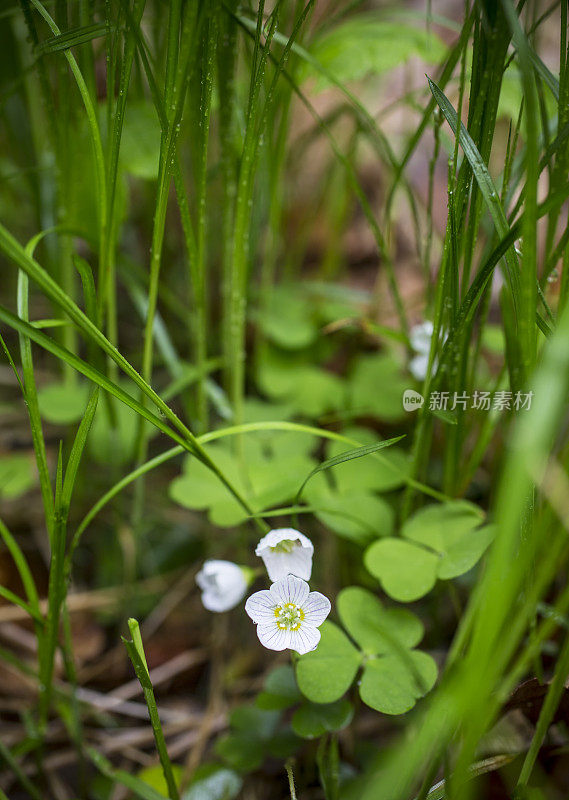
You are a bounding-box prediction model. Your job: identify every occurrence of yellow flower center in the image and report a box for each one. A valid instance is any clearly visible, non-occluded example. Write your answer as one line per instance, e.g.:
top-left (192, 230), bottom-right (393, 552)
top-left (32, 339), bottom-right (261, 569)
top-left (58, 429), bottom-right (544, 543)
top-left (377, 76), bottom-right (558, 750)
top-left (270, 539), bottom-right (299, 554)
top-left (274, 602), bottom-right (305, 631)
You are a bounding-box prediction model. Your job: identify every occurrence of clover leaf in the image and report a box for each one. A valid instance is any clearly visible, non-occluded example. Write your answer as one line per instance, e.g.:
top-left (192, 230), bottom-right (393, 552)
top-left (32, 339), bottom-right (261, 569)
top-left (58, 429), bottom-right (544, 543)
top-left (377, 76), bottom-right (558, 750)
top-left (169, 433), bottom-right (316, 527)
top-left (0, 454), bottom-right (35, 500)
top-left (182, 766), bottom-right (242, 800)
top-left (299, 427), bottom-right (410, 544)
top-left (324, 427), bottom-right (410, 494)
top-left (255, 666), bottom-right (354, 741)
top-left (37, 380), bottom-right (89, 424)
top-left (296, 588), bottom-right (437, 715)
top-left (336, 586), bottom-right (423, 654)
top-left (305, 477), bottom-right (394, 545)
top-left (256, 345), bottom-right (345, 418)
top-left (349, 354), bottom-right (409, 422)
top-left (215, 704), bottom-right (299, 773)
top-left (295, 621), bottom-right (362, 704)
top-left (364, 539), bottom-right (439, 601)
top-left (359, 651), bottom-right (437, 715)
top-left (291, 698), bottom-right (354, 739)
top-left (89, 387), bottom-right (143, 466)
top-left (256, 284), bottom-right (319, 350)
top-left (120, 102), bottom-right (161, 179)
top-left (364, 500), bottom-right (494, 601)
top-left (301, 17), bottom-right (446, 92)
top-left (256, 665), bottom-right (303, 711)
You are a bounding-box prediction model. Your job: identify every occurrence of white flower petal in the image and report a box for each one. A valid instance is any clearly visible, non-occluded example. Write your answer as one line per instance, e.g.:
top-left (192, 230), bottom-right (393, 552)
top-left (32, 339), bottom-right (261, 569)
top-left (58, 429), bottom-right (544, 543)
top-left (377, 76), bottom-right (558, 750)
top-left (255, 528), bottom-right (314, 581)
top-left (288, 625), bottom-right (321, 655)
top-left (255, 528), bottom-right (313, 554)
top-left (201, 590), bottom-right (241, 613)
top-left (270, 575), bottom-right (310, 608)
top-left (196, 560), bottom-right (247, 613)
top-left (256, 622), bottom-right (291, 651)
top-left (409, 353), bottom-right (429, 382)
top-left (410, 321), bottom-right (434, 354)
top-left (195, 572), bottom-right (209, 592)
top-left (303, 591), bottom-right (331, 627)
top-left (245, 590), bottom-right (276, 623)
top-left (260, 548), bottom-right (313, 581)
top-left (196, 560), bottom-right (243, 591)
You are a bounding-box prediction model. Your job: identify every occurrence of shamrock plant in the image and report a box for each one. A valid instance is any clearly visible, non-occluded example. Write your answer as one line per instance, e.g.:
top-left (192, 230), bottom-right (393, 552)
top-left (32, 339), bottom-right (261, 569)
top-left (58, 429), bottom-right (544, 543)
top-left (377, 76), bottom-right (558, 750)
top-left (296, 587), bottom-right (437, 715)
top-left (216, 665), bottom-right (354, 776)
top-left (186, 450), bottom-right (497, 799)
top-left (364, 501), bottom-right (495, 602)
top-left (191, 453), bottom-right (495, 785)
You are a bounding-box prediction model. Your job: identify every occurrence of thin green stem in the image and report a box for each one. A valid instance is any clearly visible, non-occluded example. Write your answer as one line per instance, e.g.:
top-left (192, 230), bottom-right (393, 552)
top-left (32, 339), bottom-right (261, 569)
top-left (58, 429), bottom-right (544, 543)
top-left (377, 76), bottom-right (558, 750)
top-left (285, 758), bottom-right (298, 800)
top-left (123, 619), bottom-right (180, 800)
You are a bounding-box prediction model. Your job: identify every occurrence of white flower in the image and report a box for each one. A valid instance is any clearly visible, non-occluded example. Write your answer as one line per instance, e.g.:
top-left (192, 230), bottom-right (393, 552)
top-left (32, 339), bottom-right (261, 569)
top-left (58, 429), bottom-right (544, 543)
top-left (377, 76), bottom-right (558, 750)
top-left (255, 528), bottom-right (314, 582)
top-left (196, 560), bottom-right (248, 613)
top-left (409, 320), bottom-right (446, 381)
top-left (245, 574), bottom-right (331, 655)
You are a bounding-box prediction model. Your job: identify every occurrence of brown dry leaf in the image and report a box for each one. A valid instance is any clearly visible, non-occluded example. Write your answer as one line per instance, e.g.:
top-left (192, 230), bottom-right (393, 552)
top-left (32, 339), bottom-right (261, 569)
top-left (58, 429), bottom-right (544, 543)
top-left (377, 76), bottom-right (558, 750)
top-left (504, 677), bottom-right (569, 726)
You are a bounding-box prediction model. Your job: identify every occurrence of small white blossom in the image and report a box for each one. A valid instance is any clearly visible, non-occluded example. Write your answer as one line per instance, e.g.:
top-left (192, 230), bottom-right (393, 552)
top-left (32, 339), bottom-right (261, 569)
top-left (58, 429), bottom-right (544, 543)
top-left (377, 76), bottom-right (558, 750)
top-left (196, 560), bottom-right (248, 613)
top-left (245, 574), bottom-right (330, 655)
top-left (255, 528), bottom-right (314, 582)
top-left (409, 320), bottom-right (446, 381)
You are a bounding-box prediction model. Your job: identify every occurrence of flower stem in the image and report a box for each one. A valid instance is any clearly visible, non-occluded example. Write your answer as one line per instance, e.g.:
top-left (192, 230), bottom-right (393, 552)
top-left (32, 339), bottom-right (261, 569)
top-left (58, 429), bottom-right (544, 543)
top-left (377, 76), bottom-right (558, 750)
top-left (285, 758), bottom-right (298, 800)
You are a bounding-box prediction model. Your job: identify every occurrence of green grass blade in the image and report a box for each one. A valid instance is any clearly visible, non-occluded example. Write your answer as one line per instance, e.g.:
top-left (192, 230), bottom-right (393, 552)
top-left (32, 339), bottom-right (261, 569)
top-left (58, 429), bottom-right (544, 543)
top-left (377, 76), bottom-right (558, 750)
top-left (0, 224), bottom-right (209, 453)
top-left (0, 303), bottom-right (192, 450)
top-left (528, 47), bottom-right (560, 100)
top-left (123, 619), bottom-right (180, 800)
top-left (0, 740), bottom-right (41, 800)
top-left (500, 0), bottom-right (540, 378)
top-left (86, 746), bottom-right (170, 800)
top-left (73, 255), bottom-right (98, 328)
top-left (0, 517), bottom-right (40, 615)
top-left (295, 436), bottom-right (405, 503)
top-left (61, 387), bottom-right (99, 512)
top-left (227, 1), bottom-right (281, 421)
top-left (67, 446), bottom-right (183, 570)
top-left (437, 184), bottom-right (569, 376)
top-left (16, 271), bottom-right (54, 538)
top-left (517, 628), bottom-right (569, 786)
top-left (101, 0), bottom-right (145, 340)
top-left (386, 5), bottom-right (476, 214)
top-left (201, 423), bottom-right (447, 502)
top-left (233, 9), bottom-right (410, 335)
top-left (35, 21), bottom-right (108, 54)
top-left (427, 76), bottom-right (521, 308)
top-left (38, 440), bottom-right (67, 730)
top-left (0, 585), bottom-right (42, 623)
top-left (27, 0), bottom-right (107, 275)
